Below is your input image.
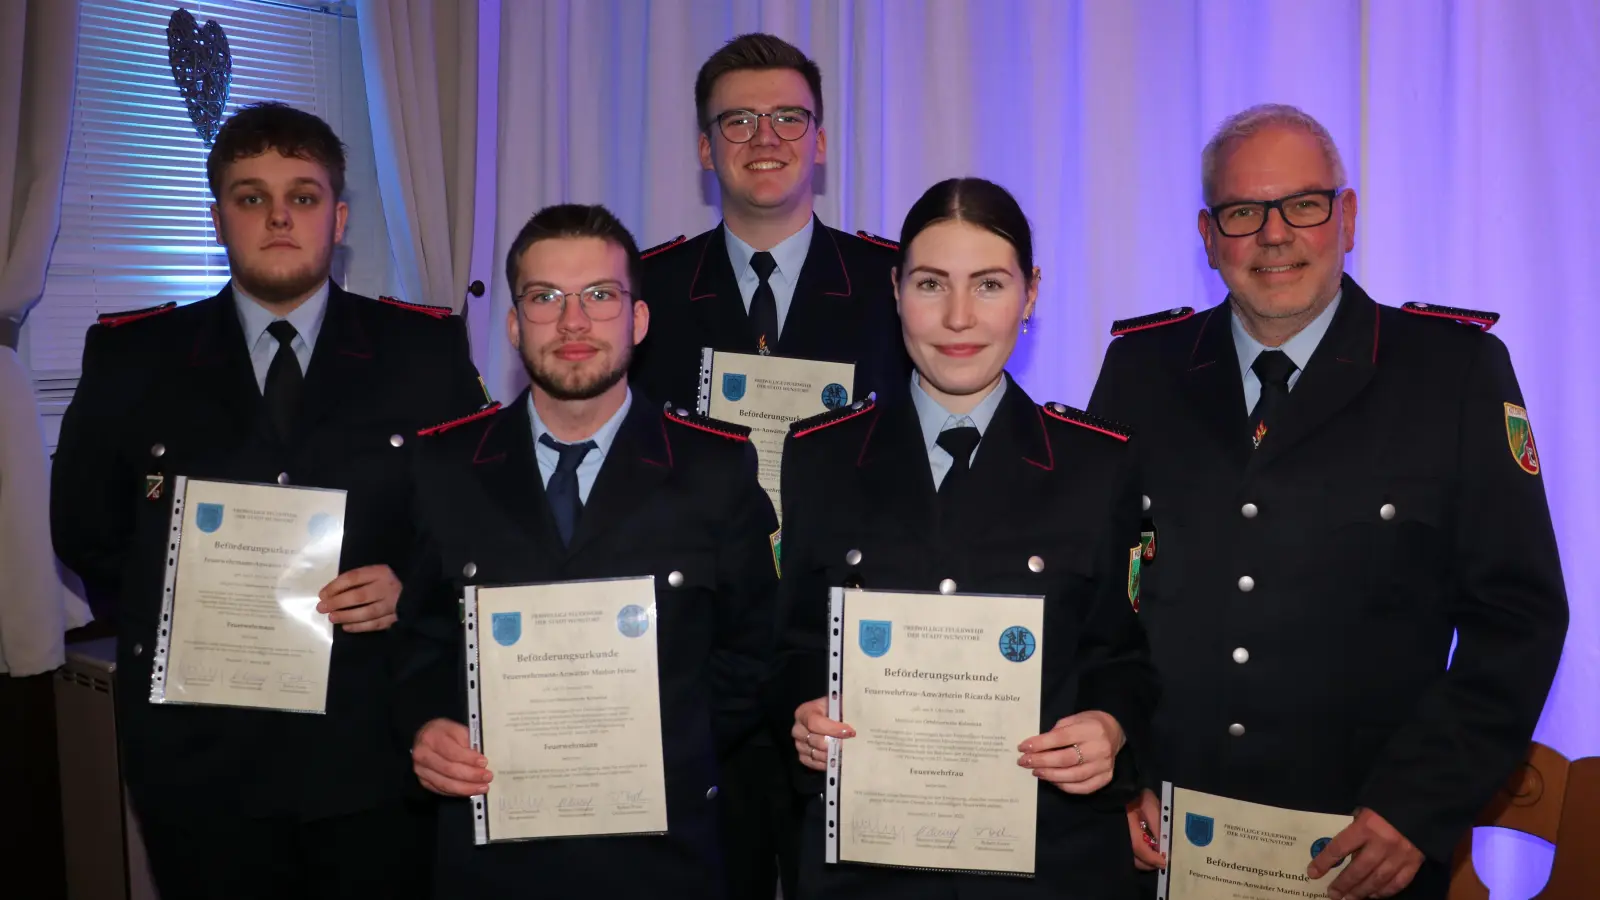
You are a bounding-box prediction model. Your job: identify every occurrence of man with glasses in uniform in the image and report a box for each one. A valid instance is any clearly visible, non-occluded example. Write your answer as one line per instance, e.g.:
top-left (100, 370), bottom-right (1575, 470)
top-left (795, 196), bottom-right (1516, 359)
top-left (1089, 104), bottom-right (1568, 900)
top-left (630, 33), bottom-right (911, 900)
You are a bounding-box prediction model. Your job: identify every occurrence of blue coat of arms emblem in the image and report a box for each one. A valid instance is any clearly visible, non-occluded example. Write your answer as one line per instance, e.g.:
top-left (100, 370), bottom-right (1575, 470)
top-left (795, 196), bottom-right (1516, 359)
top-left (859, 620), bottom-right (891, 657)
top-left (492, 612), bottom-right (521, 646)
top-left (998, 626), bottom-right (1036, 662)
top-left (195, 503), bottom-right (224, 533)
top-left (1185, 812), bottom-right (1214, 847)
top-left (722, 373), bottom-right (747, 402)
top-left (821, 383), bottom-right (848, 409)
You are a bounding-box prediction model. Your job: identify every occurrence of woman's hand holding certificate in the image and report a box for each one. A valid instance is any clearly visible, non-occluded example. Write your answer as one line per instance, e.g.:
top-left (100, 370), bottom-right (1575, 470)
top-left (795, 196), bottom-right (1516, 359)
top-left (1017, 710), bottom-right (1125, 794)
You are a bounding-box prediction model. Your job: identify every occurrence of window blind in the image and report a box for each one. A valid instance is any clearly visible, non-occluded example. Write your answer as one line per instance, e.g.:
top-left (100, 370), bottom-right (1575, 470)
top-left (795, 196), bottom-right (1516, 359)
top-left (26, 0), bottom-right (359, 377)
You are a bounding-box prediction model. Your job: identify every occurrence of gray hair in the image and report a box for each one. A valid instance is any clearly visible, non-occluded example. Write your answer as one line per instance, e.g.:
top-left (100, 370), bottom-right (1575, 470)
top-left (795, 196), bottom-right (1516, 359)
top-left (1201, 104), bottom-right (1347, 206)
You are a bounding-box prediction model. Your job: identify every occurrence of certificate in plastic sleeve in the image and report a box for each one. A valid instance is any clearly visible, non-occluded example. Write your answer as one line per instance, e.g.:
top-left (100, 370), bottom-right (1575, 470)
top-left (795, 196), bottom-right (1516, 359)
top-left (1158, 784), bottom-right (1354, 899)
top-left (697, 348), bottom-right (856, 519)
top-left (825, 587), bottom-right (1044, 876)
top-left (465, 576), bottom-right (667, 844)
top-left (149, 476), bottom-right (344, 713)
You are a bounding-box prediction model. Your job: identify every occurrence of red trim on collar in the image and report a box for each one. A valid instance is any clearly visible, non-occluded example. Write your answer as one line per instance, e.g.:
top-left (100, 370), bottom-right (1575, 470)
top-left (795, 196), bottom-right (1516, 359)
top-left (641, 235), bottom-right (686, 259)
top-left (823, 228), bottom-right (852, 298)
top-left (1041, 404), bottom-right (1131, 442)
top-left (419, 402), bottom-right (502, 437)
top-left (794, 402), bottom-right (875, 439)
top-left (97, 302), bottom-right (176, 327)
top-left (1024, 407), bottom-right (1056, 470)
top-left (471, 418), bottom-right (507, 465)
top-left (1112, 308), bottom-right (1195, 336)
top-left (664, 408), bottom-right (750, 441)
top-left (689, 236), bottom-right (717, 302)
top-left (379, 296), bottom-right (452, 319)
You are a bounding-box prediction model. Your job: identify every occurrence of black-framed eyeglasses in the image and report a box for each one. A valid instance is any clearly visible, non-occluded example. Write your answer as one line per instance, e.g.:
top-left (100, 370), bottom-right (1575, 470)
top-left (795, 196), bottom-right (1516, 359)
top-left (1208, 189), bottom-right (1344, 237)
top-left (514, 285), bottom-right (630, 324)
top-left (710, 107), bottom-right (814, 143)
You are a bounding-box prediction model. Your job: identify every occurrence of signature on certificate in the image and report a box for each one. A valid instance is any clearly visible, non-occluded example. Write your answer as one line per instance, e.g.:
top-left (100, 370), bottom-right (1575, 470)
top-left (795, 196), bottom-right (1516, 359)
top-left (851, 818), bottom-right (905, 842)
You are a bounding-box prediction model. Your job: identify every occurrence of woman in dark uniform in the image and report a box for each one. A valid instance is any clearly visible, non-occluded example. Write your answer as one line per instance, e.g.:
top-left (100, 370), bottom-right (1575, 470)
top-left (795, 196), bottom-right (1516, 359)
top-left (770, 177), bottom-right (1156, 899)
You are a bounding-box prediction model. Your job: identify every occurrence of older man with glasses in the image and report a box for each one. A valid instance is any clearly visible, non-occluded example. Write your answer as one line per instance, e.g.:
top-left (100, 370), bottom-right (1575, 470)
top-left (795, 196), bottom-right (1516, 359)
top-left (1089, 103), bottom-right (1568, 900)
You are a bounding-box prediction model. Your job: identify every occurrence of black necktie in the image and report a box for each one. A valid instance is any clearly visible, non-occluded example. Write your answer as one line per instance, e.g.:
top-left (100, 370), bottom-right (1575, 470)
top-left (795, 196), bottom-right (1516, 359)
top-left (1249, 350), bottom-right (1298, 449)
top-left (540, 434), bottom-right (595, 546)
top-left (936, 425), bottom-right (982, 497)
top-left (748, 251), bottom-right (779, 355)
top-left (262, 320), bottom-right (303, 441)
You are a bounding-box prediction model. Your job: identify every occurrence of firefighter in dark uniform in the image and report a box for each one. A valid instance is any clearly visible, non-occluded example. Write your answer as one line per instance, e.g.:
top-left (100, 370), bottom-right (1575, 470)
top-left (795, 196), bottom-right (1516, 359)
top-left (1089, 104), bottom-right (1569, 900)
top-left (630, 34), bottom-right (910, 900)
top-left (775, 178), bottom-right (1157, 899)
top-left (49, 103), bottom-right (485, 900)
top-left (401, 204), bottom-right (779, 898)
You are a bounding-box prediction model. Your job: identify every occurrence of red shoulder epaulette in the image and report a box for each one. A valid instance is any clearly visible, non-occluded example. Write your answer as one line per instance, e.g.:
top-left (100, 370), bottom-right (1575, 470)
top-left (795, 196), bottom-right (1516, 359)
top-left (1111, 307), bottom-right (1194, 336)
top-left (1041, 402), bottom-right (1131, 443)
top-left (791, 396), bottom-right (877, 438)
top-left (97, 301), bottom-right (176, 327)
top-left (663, 405), bottom-right (750, 442)
top-left (641, 235), bottom-right (687, 260)
top-left (417, 402), bottom-right (502, 437)
top-left (854, 230), bottom-right (899, 251)
top-left (379, 296), bottom-right (453, 320)
top-left (1401, 301), bottom-right (1499, 331)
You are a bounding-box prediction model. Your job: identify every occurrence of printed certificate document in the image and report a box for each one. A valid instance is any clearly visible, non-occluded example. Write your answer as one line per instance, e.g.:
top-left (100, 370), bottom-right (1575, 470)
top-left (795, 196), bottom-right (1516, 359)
top-left (826, 587), bottom-right (1044, 876)
top-left (1159, 785), bottom-right (1354, 899)
top-left (466, 576), bottom-right (667, 844)
top-left (149, 476), bottom-right (344, 713)
top-left (697, 348), bottom-right (856, 518)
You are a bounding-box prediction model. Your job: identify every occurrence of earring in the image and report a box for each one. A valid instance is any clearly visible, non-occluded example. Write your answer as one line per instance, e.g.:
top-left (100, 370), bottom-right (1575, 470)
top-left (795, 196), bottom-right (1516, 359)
top-left (1021, 316), bottom-right (1032, 335)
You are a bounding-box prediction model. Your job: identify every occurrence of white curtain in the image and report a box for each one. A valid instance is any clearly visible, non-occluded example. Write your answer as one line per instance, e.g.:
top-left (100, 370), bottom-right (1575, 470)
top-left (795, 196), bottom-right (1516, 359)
top-left (0, 0), bottom-right (92, 676)
top-left (356, 0), bottom-right (480, 311)
top-left (483, 1), bottom-right (1599, 890)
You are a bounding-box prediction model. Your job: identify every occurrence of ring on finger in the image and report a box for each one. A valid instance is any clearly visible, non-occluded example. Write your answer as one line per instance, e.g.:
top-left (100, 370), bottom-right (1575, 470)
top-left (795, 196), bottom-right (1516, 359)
top-left (809, 746), bottom-right (817, 761)
top-left (1071, 743), bottom-right (1085, 766)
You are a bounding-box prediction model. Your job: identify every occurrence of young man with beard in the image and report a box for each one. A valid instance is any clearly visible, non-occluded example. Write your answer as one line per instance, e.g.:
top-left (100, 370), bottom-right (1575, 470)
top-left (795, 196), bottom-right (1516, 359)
top-left (50, 103), bottom-right (485, 900)
top-left (631, 33), bottom-right (910, 899)
top-left (400, 203), bottom-right (780, 898)
top-left (1090, 104), bottom-right (1567, 900)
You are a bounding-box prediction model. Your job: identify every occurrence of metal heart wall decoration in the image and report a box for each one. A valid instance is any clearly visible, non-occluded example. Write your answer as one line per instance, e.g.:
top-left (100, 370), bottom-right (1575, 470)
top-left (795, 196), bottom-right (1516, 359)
top-left (166, 8), bottom-right (233, 146)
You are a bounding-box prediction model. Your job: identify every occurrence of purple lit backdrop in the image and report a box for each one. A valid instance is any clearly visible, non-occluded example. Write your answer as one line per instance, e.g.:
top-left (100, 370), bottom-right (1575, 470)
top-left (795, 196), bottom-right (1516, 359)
top-left (473, 3), bottom-right (1598, 893)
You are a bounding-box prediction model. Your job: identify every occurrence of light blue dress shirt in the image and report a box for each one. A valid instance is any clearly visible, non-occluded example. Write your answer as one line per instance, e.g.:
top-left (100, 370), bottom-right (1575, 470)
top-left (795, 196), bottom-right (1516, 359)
top-left (909, 372), bottom-right (1008, 490)
top-left (1230, 290), bottom-right (1342, 413)
top-left (233, 281), bottom-right (329, 393)
top-left (724, 216), bottom-right (815, 338)
top-left (527, 389), bottom-right (633, 504)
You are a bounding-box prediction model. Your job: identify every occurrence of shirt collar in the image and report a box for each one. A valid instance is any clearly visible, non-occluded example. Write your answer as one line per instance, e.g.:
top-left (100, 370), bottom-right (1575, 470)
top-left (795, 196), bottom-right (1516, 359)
top-left (233, 279), bottom-right (331, 349)
top-left (724, 215), bottom-right (815, 284)
top-left (528, 388), bottom-right (633, 458)
top-left (1231, 289), bottom-right (1342, 378)
top-left (910, 371), bottom-right (1008, 455)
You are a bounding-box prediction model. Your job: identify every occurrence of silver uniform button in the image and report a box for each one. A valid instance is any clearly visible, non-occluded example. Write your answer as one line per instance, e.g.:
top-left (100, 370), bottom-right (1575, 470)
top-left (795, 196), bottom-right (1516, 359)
top-left (1027, 555), bottom-right (1044, 573)
top-left (150, 443), bottom-right (166, 458)
top-left (1241, 502), bottom-right (1258, 519)
top-left (1228, 723), bottom-right (1246, 737)
top-left (1380, 503), bottom-right (1396, 521)
top-left (1141, 494), bottom-right (1152, 512)
top-left (132, 643), bottom-right (143, 657)
top-left (277, 472), bottom-right (290, 485)
top-left (1237, 575), bottom-right (1255, 592)
top-left (1232, 647), bottom-right (1250, 664)
top-left (390, 434), bottom-right (405, 448)
top-left (938, 578), bottom-right (957, 595)
top-left (845, 549), bottom-right (862, 567)
top-left (675, 408), bottom-right (688, 417)
top-left (705, 786), bottom-right (718, 800)
top-left (462, 562), bottom-right (478, 579)
top-left (668, 571), bottom-right (685, 588)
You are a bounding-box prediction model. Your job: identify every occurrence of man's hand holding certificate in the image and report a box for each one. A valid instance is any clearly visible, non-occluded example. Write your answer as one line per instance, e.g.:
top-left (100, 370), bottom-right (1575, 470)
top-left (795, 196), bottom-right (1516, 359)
top-left (150, 476), bottom-right (345, 713)
top-left (1158, 785), bottom-right (1358, 900)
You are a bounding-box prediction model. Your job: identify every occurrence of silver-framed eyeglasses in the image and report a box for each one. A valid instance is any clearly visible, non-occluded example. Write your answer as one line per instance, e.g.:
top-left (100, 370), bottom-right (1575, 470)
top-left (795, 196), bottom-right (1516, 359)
top-left (1208, 188), bottom-right (1344, 237)
top-left (514, 285), bottom-right (630, 323)
top-left (711, 107), bottom-right (815, 143)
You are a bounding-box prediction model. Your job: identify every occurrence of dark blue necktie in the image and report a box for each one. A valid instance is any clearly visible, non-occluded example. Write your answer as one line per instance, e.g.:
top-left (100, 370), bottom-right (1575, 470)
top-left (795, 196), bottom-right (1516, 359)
top-left (539, 434), bottom-right (595, 546)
